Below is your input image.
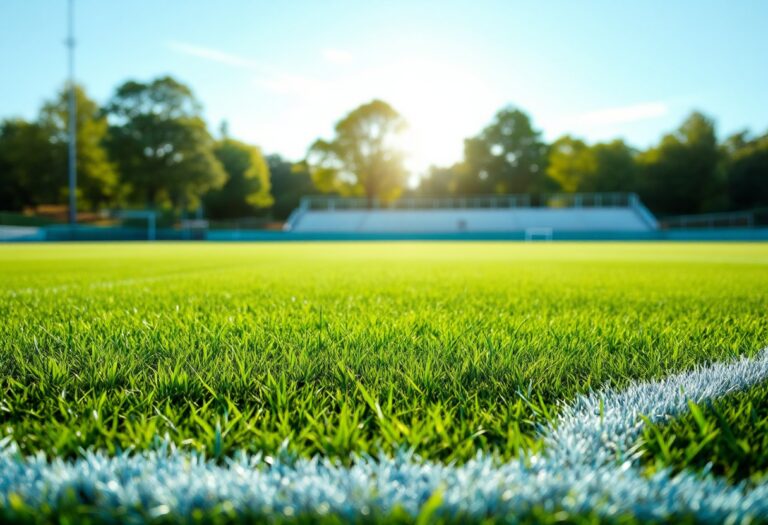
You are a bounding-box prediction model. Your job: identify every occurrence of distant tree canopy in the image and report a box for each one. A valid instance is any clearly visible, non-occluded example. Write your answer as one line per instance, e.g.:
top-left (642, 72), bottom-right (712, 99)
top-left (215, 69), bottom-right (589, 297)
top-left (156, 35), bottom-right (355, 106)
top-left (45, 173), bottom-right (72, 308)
top-left (585, 140), bottom-right (639, 193)
top-left (40, 85), bottom-right (119, 208)
top-left (546, 136), bottom-right (595, 193)
top-left (0, 119), bottom-right (56, 210)
top-left (418, 164), bottom-right (464, 196)
top-left (722, 131), bottom-right (768, 211)
top-left (546, 137), bottom-right (638, 193)
top-left (307, 99), bottom-right (408, 206)
top-left (203, 138), bottom-right (272, 219)
top-left (1, 77), bottom-right (767, 220)
top-left (638, 112), bottom-right (724, 215)
top-left (409, 108), bottom-right (766, 220)
top-left (268, 156), bottom-right (314, 220)
top-left (461, 108), bottom-right (549, 194)
top-left (0, 86), bottom-right (117, 211)
top-left (104, 76), bottom-right (226, 210)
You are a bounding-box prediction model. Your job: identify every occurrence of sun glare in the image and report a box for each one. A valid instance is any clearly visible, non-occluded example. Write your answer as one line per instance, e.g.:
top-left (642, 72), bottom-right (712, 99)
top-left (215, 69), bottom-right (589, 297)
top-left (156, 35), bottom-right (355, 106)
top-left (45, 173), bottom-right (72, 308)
top-left (370, 60), bottom-right (499, 175)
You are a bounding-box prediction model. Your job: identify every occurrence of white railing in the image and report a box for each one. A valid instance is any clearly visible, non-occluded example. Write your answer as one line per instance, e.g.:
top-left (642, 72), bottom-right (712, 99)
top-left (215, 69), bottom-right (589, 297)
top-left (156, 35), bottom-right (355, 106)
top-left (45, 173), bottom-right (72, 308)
top-left (283, 199), bottom-right (310, 231)
top-left (629, 194), bottom-right (659, 230)
top-left (661, 211), bottom-right (755, 230)
top-left (299, 192), bottom-right (639, 211)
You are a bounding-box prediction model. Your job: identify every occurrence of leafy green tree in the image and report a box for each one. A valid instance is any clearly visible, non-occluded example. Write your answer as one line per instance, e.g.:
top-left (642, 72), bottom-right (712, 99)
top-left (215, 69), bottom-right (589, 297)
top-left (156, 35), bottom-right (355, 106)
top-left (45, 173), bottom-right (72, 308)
top-left (723, 131), bottom-right (768, 210)
top-left (0, 119), bottom-right (59, 210)
top-left (38, 85), bottom-right (119, 209)
top-left (417, 164), bottom-right (465, 196)
top-left (461, 107), bottom-right (549, 194)
top-left (203, 138), bottom-right (272, 219)
top-left (585, 140), bottom-right (639, 192)
top-left (307, 99), bottom-right (408, 206)
top-left (104, 76), bottom-right (226, 210)
top-left (0, 86), bottom-right (118, 212)
top-left (546, 136), bottom-right (594, 192)
top-left (638, 111), bottom-right (725, 215)
top-left (546, 137), bottom-right (638, 193)
top-left (268, 156), bottom-right (315, 220)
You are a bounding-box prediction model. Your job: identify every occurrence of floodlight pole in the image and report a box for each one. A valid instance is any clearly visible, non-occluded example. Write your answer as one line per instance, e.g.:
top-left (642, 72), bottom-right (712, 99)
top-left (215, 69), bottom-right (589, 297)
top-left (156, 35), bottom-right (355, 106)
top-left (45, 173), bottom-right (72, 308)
top-left (66, 0), bottom-right (77, 224)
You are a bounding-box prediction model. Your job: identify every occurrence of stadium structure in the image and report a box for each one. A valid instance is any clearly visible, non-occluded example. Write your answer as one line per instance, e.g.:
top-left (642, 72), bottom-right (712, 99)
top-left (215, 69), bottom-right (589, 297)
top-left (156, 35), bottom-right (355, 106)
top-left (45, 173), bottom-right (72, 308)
top-left (284, 193), bottom-right (658, 238)
top-left (4, 192), bottom-right (768, 241)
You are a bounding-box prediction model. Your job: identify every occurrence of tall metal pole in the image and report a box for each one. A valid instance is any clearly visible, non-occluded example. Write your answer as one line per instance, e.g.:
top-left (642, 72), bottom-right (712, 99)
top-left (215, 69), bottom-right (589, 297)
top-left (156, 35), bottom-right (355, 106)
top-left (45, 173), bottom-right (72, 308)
top-left (66, 0), bottom-right (77, 224)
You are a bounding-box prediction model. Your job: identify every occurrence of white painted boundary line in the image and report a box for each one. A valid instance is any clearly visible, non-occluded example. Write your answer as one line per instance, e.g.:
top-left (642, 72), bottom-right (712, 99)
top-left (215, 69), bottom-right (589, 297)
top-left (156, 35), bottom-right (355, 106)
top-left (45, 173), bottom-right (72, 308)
top-left (2, 349), bottom-right (768, 522)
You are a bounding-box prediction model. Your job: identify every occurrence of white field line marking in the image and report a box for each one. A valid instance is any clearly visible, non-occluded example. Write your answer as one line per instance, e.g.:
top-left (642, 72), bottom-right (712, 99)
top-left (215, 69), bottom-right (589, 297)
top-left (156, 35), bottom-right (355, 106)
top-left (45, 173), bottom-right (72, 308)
top-left (3, 263), bottom-right (256, 297)
top-left (4, 275), bottom-right (177, 296)
top-left (2, 349), bottom-right (768, 522)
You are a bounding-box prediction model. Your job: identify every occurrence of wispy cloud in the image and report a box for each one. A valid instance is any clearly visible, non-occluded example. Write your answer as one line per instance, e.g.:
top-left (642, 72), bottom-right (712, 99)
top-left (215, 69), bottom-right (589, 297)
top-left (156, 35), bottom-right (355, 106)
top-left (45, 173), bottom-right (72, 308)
top-left (573, 102), bottom-right (669, 126)
top-left (321, 48), bottom-right (353, 65)
top-left (167, 40), bottom-right (269, 72)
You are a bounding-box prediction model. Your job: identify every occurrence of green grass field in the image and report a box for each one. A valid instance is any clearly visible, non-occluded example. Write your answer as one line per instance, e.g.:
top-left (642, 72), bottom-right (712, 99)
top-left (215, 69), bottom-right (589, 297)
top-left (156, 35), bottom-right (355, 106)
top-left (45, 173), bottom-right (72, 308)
top-left (1, 242), bottom-right (767, 522)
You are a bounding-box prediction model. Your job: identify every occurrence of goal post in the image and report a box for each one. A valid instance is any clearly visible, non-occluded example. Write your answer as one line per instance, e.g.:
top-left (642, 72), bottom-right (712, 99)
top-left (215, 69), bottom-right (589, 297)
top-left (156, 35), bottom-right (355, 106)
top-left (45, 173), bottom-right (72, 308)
top-left (113, 210), bottom-right (157, 241)
top-left (525, 227), bottom-right (553, 241)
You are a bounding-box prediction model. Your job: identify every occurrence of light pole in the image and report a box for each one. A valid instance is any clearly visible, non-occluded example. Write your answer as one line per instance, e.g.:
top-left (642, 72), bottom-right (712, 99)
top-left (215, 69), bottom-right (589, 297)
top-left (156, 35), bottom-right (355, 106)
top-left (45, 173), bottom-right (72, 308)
top-left (66, 0), bottom-right (77, 224)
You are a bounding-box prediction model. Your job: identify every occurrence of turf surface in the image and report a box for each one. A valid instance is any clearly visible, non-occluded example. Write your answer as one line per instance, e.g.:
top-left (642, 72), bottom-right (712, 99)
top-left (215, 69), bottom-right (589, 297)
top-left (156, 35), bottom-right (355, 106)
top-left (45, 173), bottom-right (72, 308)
top-left (5, 348), bottom-right (768, 525)
top-left (640, 381), bottom-right (768, 485)
top-left (0, 242), bottom-right (767, 522)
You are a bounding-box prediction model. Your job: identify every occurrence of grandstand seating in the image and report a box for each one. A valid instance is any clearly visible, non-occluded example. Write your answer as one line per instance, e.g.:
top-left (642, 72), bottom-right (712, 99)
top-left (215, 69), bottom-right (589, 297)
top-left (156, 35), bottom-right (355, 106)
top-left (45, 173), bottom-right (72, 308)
top-left (286, 194), bottom-right (658, 233)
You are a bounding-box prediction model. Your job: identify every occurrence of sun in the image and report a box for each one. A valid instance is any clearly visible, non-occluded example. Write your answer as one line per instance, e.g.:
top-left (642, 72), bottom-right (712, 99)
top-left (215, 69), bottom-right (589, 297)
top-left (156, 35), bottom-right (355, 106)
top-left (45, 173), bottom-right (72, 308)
top-left (373, 59), bottom-right (499, 176)
top-left (398, 109), bottom-right (461, 176)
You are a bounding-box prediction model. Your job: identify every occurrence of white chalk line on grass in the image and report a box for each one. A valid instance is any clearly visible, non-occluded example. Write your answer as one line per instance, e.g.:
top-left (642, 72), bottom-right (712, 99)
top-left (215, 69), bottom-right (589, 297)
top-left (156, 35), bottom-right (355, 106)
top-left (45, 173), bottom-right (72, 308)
top-left (3, 262), bottom-right (260, 298)
top-left (2, 349), bottom-right (768, 522)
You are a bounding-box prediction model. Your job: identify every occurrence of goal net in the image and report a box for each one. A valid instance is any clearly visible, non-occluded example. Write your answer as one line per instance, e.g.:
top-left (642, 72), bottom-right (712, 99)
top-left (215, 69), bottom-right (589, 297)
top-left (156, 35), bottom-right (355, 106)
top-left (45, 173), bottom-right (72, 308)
top-left (525, 227), bottom-right (554, 241)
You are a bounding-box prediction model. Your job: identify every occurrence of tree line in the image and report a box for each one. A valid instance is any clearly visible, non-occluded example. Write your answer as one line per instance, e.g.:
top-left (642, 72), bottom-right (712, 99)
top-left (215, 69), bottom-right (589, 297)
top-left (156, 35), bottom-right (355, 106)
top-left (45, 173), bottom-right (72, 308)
top-left (0, 77), bottom-right (310, 221)
top-left (1, 75), bottom-right (766, 221)
top-left (414, 108), bottom-right (767, 216)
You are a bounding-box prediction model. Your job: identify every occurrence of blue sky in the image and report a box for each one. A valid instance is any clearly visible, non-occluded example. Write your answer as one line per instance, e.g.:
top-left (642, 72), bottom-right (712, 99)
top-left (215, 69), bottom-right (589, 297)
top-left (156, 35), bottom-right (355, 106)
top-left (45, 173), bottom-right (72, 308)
top-left (1, 0), bottom-right (767, 173)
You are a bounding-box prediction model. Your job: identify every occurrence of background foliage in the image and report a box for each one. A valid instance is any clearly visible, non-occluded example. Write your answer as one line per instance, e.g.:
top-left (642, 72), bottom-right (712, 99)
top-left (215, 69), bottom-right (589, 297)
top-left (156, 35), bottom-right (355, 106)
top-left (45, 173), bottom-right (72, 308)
top-left (1, 77), bottom-right (767, 220)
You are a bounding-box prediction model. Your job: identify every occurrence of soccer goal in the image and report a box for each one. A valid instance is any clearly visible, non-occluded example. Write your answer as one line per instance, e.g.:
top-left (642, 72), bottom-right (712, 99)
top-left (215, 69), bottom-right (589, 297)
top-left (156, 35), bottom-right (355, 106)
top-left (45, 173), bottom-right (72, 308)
top-left (525, 227), bottom-right (554, 241)
top-left (113, 210), bottom-right (157, 241)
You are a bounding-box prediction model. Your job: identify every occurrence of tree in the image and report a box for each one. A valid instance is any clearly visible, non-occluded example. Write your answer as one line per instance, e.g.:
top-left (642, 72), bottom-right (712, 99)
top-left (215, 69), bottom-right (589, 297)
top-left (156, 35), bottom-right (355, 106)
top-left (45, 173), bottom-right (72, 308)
top-left (268, 155), bottom-right (315, 220)
top-left (546, 136), bottom-right (595, 192)
top-left (585, 140), bottom-right (639, 192)
top-left (0, 86), bottom-right (118, 212)
top-left (638, 112), bottom-right (725, 215)
top-left (723, 131), bottom-right (768, 210)
top-left (203, 138), bottom-right (272, 219)
top-left (0, 119), bottom-right (59, 210)
top-left (546, 137), bottom-right (638, 193)
top-left (461, 107), bottom-right (549, 194)
top-left (307, 99), bottom-right (408, 206)
top-left (104, 76), bottom-right (226, 210)
top-left (417, 164), bottom-right (465, 196)
top-left (38, 85), bottom-right (118, 209)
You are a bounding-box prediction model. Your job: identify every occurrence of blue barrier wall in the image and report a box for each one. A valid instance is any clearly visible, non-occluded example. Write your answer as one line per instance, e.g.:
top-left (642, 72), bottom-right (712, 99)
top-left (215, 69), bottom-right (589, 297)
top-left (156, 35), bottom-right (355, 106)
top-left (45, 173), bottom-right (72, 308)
top-left (3, 226), bottom-right (768, 242)
top-left (42, 225), bottom-right (204, 241)
top-left (206, 228), bottom-right (768, 242)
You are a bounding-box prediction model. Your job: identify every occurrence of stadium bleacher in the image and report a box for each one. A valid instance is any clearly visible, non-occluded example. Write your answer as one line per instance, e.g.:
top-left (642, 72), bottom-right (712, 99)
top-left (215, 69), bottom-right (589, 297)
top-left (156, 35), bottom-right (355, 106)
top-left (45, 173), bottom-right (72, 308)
top-left (286, 193), bottom-right (659, 234)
